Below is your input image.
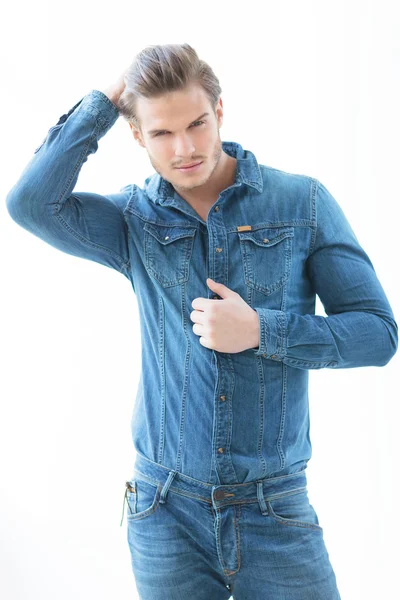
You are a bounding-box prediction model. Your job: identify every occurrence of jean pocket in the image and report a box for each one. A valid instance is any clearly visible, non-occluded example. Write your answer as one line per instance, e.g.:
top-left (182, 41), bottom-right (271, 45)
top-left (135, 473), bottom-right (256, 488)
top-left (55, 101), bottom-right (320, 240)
top-left (238, 226), bottom-right (294, 296)
top-left (266, 487), bottom-right (323, 531)
top-left (125, 476), bottom-right (162, 521)
top-left (144, 222), bottom-right (197, 288)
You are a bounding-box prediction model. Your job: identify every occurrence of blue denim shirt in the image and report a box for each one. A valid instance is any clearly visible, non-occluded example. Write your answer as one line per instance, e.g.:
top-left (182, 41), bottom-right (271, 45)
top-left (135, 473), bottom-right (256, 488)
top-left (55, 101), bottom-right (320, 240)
top-left (6, 90), bottom-right (398, 484)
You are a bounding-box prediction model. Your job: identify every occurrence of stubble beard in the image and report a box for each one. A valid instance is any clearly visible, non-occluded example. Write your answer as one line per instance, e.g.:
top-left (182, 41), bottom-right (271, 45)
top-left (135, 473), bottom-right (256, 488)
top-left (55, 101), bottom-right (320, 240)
top-left (149, 136), bottom-right (223, 193)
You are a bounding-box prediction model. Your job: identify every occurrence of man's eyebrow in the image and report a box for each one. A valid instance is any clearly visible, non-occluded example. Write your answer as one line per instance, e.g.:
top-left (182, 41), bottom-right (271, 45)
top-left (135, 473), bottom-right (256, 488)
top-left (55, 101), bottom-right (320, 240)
top-left (147, 112), bottom-right (210, 135)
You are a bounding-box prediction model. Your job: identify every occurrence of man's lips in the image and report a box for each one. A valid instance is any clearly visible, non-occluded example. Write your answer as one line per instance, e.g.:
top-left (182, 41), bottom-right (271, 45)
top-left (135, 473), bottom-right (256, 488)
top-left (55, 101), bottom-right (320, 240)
top-left (175, 161), bottom-right (202, 169)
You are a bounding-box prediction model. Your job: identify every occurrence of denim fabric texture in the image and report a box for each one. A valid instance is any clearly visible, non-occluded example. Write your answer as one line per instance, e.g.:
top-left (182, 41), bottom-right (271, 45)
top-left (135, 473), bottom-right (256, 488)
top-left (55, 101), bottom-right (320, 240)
top-left (122, 453), bottom-right (342, 599)
top-left (6, 89), bottom-right (398, 598)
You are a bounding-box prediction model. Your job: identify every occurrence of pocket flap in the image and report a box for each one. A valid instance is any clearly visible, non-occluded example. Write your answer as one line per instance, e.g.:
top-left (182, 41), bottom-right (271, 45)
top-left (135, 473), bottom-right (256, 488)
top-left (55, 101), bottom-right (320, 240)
top-left (238, 226), bottom-right (294, 248)
top-left (144, 222), bottom-right (197, 245)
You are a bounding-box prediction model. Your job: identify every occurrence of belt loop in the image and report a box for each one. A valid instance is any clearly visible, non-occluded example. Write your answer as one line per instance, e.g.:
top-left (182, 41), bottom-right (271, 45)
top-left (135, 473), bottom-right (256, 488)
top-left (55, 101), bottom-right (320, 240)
top-left (159, 470), bottom-right (177, 504)
top-left (256, 480), bottom-right (268, 515)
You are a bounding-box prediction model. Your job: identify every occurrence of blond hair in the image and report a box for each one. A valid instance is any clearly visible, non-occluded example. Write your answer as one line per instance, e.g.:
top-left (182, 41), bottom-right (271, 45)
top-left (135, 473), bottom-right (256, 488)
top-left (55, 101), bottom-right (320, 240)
top-left (118, 43), bottom-right (222, 132)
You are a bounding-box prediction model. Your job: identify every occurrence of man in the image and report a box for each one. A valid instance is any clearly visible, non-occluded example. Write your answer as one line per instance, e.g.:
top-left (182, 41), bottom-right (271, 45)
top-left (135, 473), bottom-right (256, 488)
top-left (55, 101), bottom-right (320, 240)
top-left (6, 43), bottom-right (398, 599)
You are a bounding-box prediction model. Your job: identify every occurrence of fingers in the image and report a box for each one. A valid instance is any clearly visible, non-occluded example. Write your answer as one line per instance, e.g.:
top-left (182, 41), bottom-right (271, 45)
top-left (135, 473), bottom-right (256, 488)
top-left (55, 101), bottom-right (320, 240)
top-left (189, 309), bottom-right (205, 325)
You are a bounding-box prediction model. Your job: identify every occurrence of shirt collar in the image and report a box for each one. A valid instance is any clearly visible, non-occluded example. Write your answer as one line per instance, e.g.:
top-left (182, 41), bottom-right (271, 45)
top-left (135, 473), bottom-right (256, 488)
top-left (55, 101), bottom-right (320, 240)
top-left (143, 140), bottom-right (264, 205)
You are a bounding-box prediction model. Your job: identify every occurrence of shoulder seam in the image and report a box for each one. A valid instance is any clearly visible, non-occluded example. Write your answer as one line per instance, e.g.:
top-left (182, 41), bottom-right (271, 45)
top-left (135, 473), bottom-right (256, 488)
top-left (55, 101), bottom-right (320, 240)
top-left (307, 178), bottom-right (320, 257)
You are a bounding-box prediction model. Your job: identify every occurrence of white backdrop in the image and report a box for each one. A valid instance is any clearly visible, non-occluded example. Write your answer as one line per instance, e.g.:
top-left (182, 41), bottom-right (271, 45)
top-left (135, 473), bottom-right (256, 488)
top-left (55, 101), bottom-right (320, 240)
top-left (1, 1), bottom-right (399, 598)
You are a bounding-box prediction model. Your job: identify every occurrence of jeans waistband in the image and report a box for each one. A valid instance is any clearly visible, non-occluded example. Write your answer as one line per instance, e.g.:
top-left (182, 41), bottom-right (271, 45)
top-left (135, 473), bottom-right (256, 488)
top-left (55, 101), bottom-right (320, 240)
top-left (131, 452), bottom-right (308, 512)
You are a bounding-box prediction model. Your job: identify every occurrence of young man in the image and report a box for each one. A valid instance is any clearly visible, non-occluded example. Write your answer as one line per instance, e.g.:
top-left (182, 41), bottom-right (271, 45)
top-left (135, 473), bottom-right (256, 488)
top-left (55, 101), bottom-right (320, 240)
top-left (6, 43), bottom-right (397, 599)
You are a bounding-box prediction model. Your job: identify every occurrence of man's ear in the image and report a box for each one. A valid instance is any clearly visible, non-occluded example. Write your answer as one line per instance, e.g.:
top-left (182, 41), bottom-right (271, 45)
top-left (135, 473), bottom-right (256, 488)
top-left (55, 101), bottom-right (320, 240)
top-left (215, 97), bottom-right (223, 129)
top-left (128, 122), bottom-right (146, 148)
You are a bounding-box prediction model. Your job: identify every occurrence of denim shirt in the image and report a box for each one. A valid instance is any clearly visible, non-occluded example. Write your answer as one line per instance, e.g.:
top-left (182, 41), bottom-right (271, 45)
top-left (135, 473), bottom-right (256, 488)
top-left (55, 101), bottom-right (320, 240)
top-left (6, 90), bottom-right (398, 485)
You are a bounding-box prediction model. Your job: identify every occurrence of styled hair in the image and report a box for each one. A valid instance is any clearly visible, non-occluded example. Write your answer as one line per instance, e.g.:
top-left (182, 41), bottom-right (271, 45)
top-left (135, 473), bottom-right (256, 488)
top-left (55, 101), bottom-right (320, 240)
top-left (117, 43), bottom-right (222, 133)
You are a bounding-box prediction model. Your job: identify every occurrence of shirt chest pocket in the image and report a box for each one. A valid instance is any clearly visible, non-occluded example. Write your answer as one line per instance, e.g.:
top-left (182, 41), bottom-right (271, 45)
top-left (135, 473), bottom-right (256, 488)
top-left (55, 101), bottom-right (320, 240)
top-left (238, 226), bottom-right (294, 296)
top-left (143, 222), bottom-right (197, 288)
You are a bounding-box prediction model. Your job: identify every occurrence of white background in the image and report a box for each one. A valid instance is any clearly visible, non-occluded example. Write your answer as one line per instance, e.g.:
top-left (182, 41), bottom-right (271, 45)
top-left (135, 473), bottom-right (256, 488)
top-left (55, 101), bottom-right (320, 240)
top-left (1, 1), bottom-right (399, 598)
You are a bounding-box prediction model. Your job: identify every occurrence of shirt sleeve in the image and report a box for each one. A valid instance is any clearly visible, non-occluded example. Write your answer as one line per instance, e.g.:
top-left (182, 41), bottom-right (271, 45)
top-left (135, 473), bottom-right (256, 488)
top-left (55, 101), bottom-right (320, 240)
top-left (251, 178), bottom-right (398, 369)
top-left (5, 90), bottom-right (132, 281)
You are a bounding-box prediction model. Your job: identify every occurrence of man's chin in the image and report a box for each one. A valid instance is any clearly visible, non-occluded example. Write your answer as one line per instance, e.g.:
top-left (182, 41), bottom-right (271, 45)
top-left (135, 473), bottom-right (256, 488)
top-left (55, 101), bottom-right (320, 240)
top-left (170, 170), bottom-right (210, 190)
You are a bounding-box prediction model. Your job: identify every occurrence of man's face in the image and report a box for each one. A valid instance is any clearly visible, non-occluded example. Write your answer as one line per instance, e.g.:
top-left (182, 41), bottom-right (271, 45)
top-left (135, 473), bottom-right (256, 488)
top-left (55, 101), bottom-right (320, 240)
top-left (129, 83), bottom-right (224, 193)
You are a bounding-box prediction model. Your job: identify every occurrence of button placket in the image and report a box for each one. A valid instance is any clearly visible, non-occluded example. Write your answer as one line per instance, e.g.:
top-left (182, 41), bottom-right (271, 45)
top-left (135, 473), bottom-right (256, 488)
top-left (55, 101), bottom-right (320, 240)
top-left (209, 203), bottom-right (236, 482)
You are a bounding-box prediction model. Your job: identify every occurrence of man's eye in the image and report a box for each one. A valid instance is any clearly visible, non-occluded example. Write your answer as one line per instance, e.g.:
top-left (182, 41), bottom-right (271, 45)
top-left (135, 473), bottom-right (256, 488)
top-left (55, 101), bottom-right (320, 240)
top-left (154, 121), bottom-right (205, 138)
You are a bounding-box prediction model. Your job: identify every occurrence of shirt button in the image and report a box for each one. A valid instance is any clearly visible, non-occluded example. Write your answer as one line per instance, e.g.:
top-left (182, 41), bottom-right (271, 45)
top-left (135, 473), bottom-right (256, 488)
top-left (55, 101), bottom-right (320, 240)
top-left (214, 206), bottom-right (219, 212)
top-left (217, 447), bottom-right (224, 454)
top-left (220, 395), bottom-right (226, 401)
top-left (271, 355), bottom-right (277, 358)
top-left (216, 247), bottom-right (223, 252)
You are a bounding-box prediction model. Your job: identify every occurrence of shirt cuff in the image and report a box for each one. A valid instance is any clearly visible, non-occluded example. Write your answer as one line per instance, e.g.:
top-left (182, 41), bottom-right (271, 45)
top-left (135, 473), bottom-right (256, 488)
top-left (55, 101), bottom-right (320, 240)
top-left (251, 307), bottom-right (286, 360)
top-left (46, 90), bottom-right (120, 138)
top-left (79, 89), bottom-right (121, 128)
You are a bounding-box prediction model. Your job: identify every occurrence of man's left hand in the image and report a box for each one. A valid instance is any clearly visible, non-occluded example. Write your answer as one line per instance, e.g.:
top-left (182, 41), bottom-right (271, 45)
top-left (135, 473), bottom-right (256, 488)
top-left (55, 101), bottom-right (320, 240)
top-left (190, 278), bottom-right (260, 353)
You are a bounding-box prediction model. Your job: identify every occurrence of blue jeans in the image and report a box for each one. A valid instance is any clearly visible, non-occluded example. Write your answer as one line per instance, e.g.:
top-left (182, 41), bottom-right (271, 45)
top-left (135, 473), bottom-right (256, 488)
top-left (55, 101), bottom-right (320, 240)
top-left (122, 453), bottom-right (341, 599)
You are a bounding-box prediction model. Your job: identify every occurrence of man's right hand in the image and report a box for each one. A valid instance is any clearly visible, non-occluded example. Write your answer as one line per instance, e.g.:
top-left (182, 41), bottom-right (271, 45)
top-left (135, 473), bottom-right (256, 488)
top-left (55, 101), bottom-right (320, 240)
top-left (102, 66), bottom-right (130, 108)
